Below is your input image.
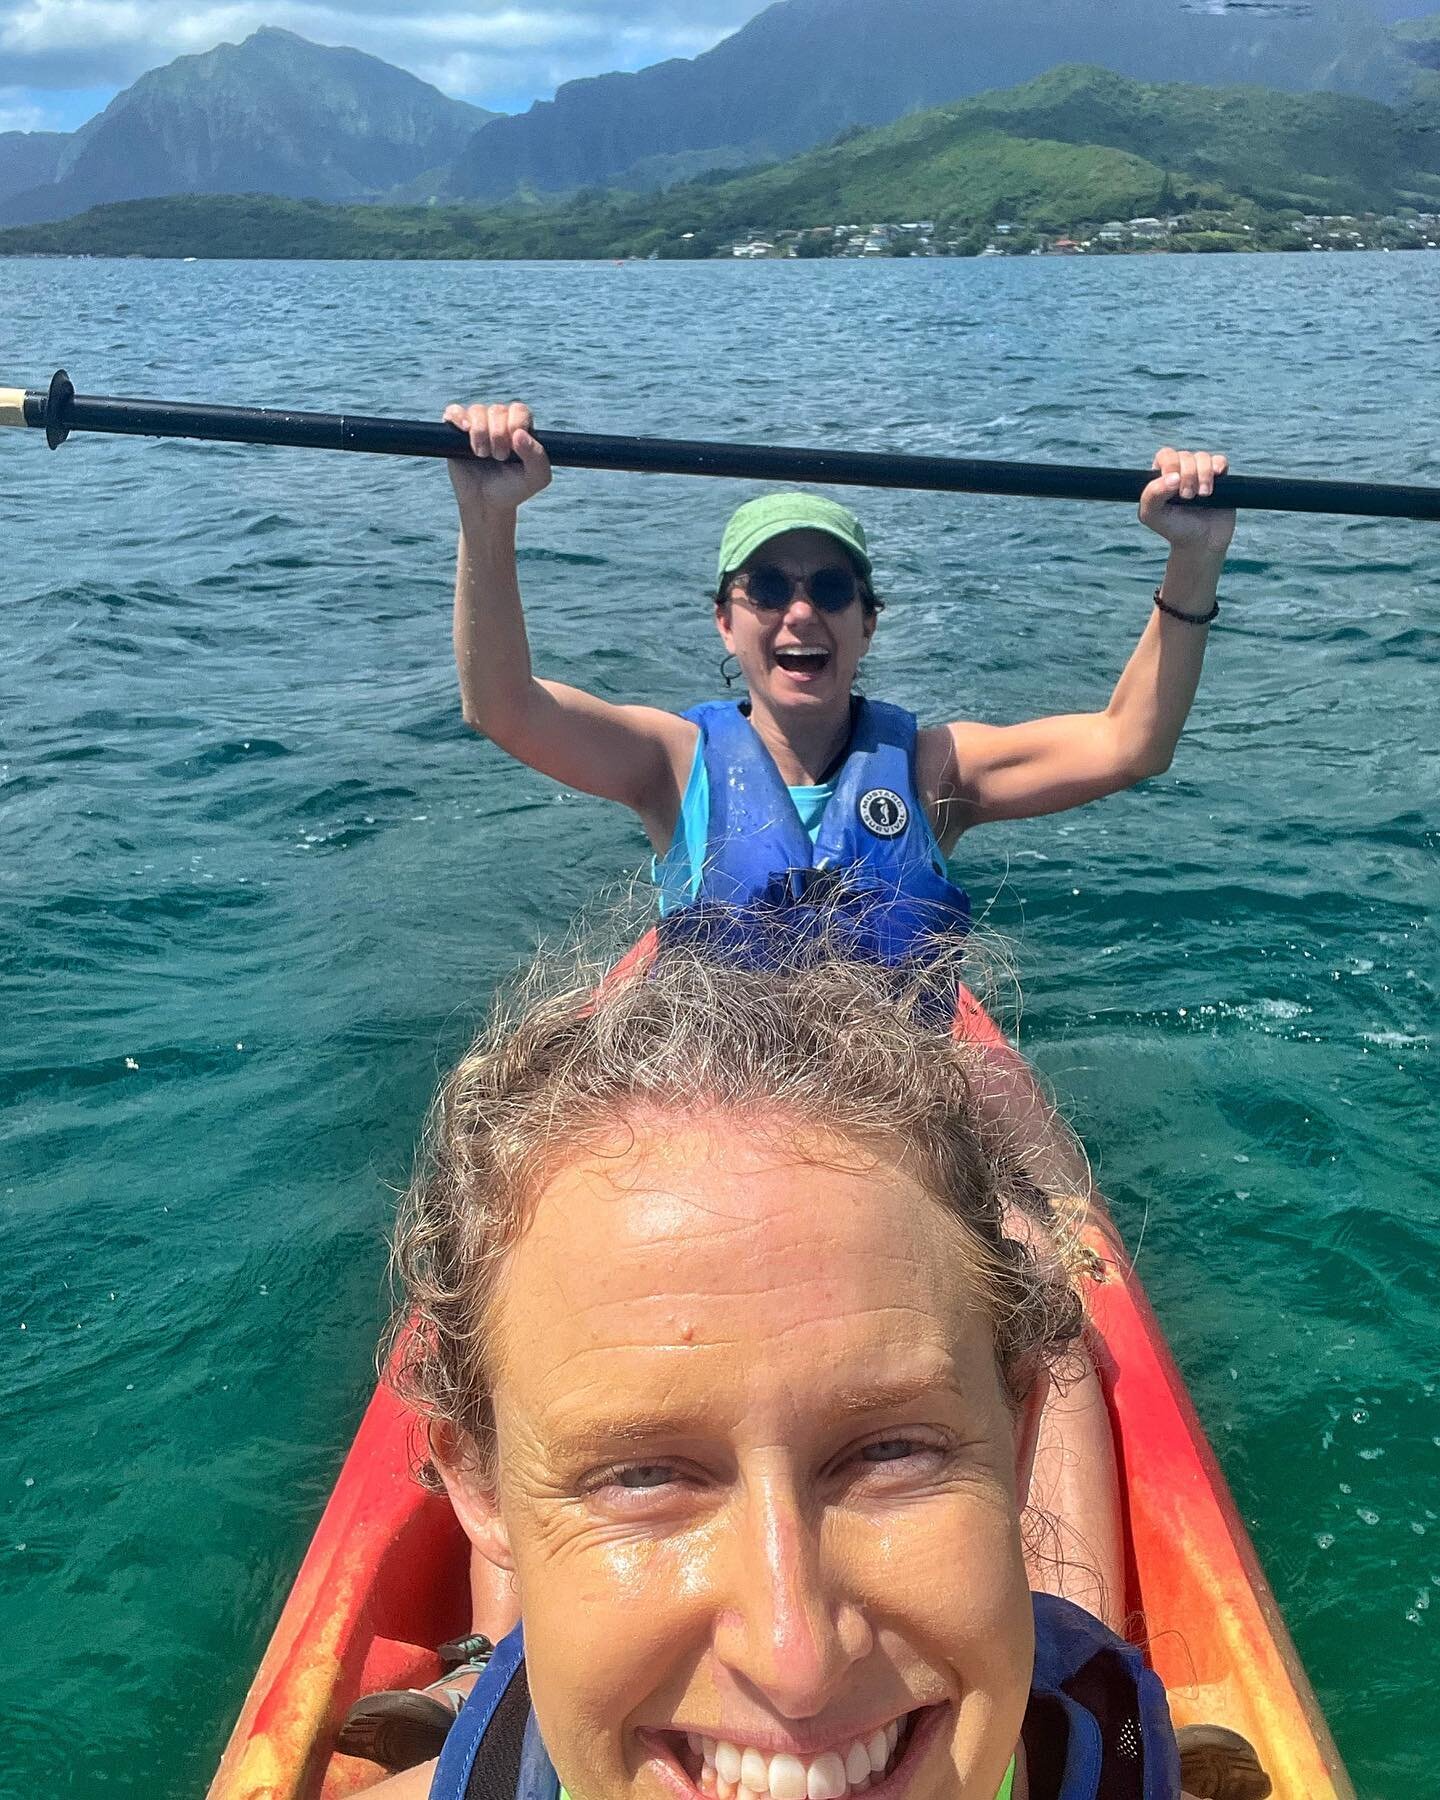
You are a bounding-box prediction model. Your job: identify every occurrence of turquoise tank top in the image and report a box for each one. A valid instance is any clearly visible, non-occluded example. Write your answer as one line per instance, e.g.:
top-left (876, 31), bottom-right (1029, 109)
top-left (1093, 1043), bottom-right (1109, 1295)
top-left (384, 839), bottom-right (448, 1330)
top-left (653, 742), bottom-right (835, 915)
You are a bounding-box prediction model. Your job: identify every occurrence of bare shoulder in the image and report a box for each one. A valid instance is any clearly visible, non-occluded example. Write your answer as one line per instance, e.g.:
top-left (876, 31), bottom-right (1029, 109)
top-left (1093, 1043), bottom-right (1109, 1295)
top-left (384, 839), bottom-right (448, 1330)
top-left (612, 699), bottom-right (700, 803)
top-left (535, 685), bottom-right (695, 751)
top-left (916, 722), bottom-right (959, 793)
top-left (916, 721), bottom-right (975, 850)
top-left (596, 699), bottom-right (699, 850)
top-left (623, 699), bottom-right (700, 773)
top-left (523, 683), bottom-right (698, 819)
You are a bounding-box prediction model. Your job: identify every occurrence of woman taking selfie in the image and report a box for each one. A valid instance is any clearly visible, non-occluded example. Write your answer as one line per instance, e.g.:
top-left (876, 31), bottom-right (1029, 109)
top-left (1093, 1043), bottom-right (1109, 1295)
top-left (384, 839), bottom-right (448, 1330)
top-left (360, 940), bottom-right (1266, 1800)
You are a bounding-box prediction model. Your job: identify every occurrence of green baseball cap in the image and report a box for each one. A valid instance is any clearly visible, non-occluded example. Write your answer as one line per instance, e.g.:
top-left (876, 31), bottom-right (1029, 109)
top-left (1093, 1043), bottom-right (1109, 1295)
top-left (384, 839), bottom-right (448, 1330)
top-left (716, 491), bottom-right (871, 586)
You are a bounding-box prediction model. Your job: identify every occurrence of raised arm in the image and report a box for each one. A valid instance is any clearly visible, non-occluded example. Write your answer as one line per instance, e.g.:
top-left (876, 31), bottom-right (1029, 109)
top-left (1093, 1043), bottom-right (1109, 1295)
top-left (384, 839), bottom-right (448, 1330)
top-left (924, 447), bottom-right (1236, 844)
top-left (444, 401), bottom-right (696, 851)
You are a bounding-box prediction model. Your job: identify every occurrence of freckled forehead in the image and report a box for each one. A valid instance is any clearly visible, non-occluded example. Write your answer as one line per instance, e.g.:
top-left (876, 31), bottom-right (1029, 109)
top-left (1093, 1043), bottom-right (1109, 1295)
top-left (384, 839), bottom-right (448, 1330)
top-left (492, 1116), bottom-right (979, 1355)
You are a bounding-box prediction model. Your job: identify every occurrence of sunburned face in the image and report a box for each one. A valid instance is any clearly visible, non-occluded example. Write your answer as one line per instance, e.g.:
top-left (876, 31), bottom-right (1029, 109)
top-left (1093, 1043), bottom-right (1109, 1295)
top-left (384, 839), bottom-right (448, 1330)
top-left (441, 1114), bottom-right (1041, 1800)
top-left (717, 530), bottom-right (877, 720)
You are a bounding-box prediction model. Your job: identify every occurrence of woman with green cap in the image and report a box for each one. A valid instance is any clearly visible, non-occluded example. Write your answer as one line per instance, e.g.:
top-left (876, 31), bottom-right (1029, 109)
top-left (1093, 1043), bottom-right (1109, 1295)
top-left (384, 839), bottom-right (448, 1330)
top-left (438, 400), bottom-right (1233, 958)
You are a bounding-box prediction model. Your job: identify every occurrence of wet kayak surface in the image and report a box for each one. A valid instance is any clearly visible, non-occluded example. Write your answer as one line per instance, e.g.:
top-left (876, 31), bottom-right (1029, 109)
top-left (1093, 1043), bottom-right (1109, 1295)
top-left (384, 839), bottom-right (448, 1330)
top-left (2, 252), bottom-right (1435, 1797)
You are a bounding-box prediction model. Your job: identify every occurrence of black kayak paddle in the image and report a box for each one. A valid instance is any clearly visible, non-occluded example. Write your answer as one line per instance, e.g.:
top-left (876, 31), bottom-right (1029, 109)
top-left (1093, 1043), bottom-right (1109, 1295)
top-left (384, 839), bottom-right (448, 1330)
top-left (5, 368), bottom-right (1440, 521)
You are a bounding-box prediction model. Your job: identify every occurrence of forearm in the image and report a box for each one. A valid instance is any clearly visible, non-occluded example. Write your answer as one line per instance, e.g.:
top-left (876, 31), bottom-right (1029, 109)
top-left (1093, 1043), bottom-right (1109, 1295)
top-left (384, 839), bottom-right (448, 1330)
top-left (452, 507), bottom-right (538, 736)
top-left (939, 453), bottom-right (1233, 826)
top-left (1103, 543), bottom-right (1225, 777)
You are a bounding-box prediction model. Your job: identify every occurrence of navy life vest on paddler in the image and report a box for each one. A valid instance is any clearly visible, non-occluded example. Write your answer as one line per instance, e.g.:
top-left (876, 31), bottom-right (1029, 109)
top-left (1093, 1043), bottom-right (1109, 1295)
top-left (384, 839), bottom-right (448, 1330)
top-left (653, 697), bottom-right (971, 967)
top-left (427, 1593), bottom-right (1182, 1800)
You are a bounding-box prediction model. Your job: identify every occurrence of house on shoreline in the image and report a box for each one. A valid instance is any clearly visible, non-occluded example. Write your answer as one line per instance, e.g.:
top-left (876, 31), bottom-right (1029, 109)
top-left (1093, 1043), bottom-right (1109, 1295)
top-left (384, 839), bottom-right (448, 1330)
top-left (721, 209), bottom-right (1439, 260)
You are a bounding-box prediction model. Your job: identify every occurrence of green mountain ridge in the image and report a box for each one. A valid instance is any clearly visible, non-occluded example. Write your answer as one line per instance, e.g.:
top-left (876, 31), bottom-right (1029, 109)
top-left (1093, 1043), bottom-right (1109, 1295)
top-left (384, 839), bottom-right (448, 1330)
top-left (441, 0), bottom-right (1434, 202)
top-left (757, 65), bottom-right (1440, 223)
top-left (0, 29), bottom-right (497, 226)
top-left (3, 5), bottom-right (1438, 227)
top-left (3, 65), bottom-right (1438, 261)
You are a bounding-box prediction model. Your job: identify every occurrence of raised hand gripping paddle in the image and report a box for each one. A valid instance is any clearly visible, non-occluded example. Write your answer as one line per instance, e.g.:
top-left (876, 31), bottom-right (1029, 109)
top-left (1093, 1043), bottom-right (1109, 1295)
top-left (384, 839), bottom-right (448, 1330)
top-left (5, 369), bottom-right (1440, 520)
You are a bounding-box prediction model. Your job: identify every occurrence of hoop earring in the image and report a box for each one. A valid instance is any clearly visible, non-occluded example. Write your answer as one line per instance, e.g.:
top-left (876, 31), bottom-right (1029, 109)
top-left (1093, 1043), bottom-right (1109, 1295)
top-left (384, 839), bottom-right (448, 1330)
top-left (720, 653), bottom-right (741, 689)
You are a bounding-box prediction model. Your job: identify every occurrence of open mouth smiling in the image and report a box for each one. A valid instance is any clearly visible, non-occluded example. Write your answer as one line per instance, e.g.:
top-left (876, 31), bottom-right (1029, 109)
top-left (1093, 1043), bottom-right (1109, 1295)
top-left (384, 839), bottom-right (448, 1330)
top-left (650, 1705), bottom-right (943, 1800)
top-left (772, 645), bottom-right (832, 676)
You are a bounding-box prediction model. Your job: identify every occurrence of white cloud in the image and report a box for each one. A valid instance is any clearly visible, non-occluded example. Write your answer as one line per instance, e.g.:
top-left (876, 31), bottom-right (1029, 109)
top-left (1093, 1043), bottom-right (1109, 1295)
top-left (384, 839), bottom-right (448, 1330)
top-left (0, 81), bottom-right (53, 128)
top-left (0, 0), bottom-right (754, 116)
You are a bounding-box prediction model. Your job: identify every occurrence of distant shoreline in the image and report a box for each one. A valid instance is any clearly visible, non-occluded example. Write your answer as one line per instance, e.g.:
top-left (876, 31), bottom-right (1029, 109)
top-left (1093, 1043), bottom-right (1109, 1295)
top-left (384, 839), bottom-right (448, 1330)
top-left (3, 200), bottom-right (1436, 264)
top-left (5, 243), bottom-right (1438, 263)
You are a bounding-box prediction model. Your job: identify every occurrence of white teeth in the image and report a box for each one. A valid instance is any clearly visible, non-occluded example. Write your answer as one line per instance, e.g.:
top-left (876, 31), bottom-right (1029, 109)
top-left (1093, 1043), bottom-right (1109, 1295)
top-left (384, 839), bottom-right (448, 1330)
top-left (769, 1754), bottom-right (807, 1800)
top-left (741, 1749), bottom-right (769, 1792)
top-left (697, 1718), bottom-right (905, 1800)
top-left (808, 1751), bottom-right (848, 1800)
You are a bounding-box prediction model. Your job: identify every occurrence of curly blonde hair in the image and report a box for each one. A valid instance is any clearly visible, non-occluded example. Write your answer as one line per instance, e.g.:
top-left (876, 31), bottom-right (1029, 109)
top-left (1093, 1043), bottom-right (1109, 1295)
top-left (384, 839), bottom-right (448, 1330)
top-left (386, 929), bottom-right (1083, 1481)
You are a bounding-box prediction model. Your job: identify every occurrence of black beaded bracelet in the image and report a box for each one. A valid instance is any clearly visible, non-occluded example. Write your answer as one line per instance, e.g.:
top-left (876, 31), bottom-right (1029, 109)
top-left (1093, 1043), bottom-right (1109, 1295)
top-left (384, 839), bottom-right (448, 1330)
top-left (1153, 586), bottom-right (1219, 625)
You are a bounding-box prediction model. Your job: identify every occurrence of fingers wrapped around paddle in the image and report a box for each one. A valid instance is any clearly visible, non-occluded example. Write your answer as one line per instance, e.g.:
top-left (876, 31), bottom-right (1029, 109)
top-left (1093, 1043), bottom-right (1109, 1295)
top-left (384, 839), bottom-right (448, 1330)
top-left (1139, 445), bottom-right (1236, 551)
top-left (442, 400), bottom-right (551, 511)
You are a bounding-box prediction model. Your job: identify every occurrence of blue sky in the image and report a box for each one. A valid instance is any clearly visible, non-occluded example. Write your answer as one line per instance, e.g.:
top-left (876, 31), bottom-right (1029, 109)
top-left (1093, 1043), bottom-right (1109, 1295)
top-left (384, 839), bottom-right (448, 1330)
top-left (0, 1), bottom-right (760, 133)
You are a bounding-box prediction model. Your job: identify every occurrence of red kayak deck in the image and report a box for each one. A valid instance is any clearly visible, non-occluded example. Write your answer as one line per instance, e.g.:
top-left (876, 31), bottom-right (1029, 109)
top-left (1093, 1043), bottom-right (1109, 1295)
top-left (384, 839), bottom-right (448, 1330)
top-left (208, 995), bottom-right (1355, 1800)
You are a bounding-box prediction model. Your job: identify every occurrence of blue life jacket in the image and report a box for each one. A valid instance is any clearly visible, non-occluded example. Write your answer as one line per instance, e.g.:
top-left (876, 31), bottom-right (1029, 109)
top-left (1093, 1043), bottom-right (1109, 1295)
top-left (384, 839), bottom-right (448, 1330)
top-left (657, 698), bottom-right (971, 968)
top-left (429, 1594), bottom-right (1181, 1800)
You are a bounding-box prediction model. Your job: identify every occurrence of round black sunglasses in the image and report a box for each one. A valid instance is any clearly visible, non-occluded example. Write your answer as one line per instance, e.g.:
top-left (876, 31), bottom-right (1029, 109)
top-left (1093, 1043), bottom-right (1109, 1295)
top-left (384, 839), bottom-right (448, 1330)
top-left (731, 563), bottom-right (860, 613)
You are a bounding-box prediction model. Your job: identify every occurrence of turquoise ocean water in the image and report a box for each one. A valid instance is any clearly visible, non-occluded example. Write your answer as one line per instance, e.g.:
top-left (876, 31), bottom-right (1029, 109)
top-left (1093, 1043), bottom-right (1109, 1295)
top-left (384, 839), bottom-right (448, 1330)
top-left (1, 255), bottom-right (1435, 1796)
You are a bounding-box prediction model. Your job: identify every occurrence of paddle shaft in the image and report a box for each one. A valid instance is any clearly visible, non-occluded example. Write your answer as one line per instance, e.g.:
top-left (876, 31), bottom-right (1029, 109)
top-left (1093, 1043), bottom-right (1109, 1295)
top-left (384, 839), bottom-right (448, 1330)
top-left (6, 370), bottom-right (1440, 520)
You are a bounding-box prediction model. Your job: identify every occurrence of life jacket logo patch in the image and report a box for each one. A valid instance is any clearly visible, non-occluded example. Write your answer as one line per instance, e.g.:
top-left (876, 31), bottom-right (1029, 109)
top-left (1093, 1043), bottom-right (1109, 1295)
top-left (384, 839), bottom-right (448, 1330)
top-left (858, 788), bottom-right (908, 838)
